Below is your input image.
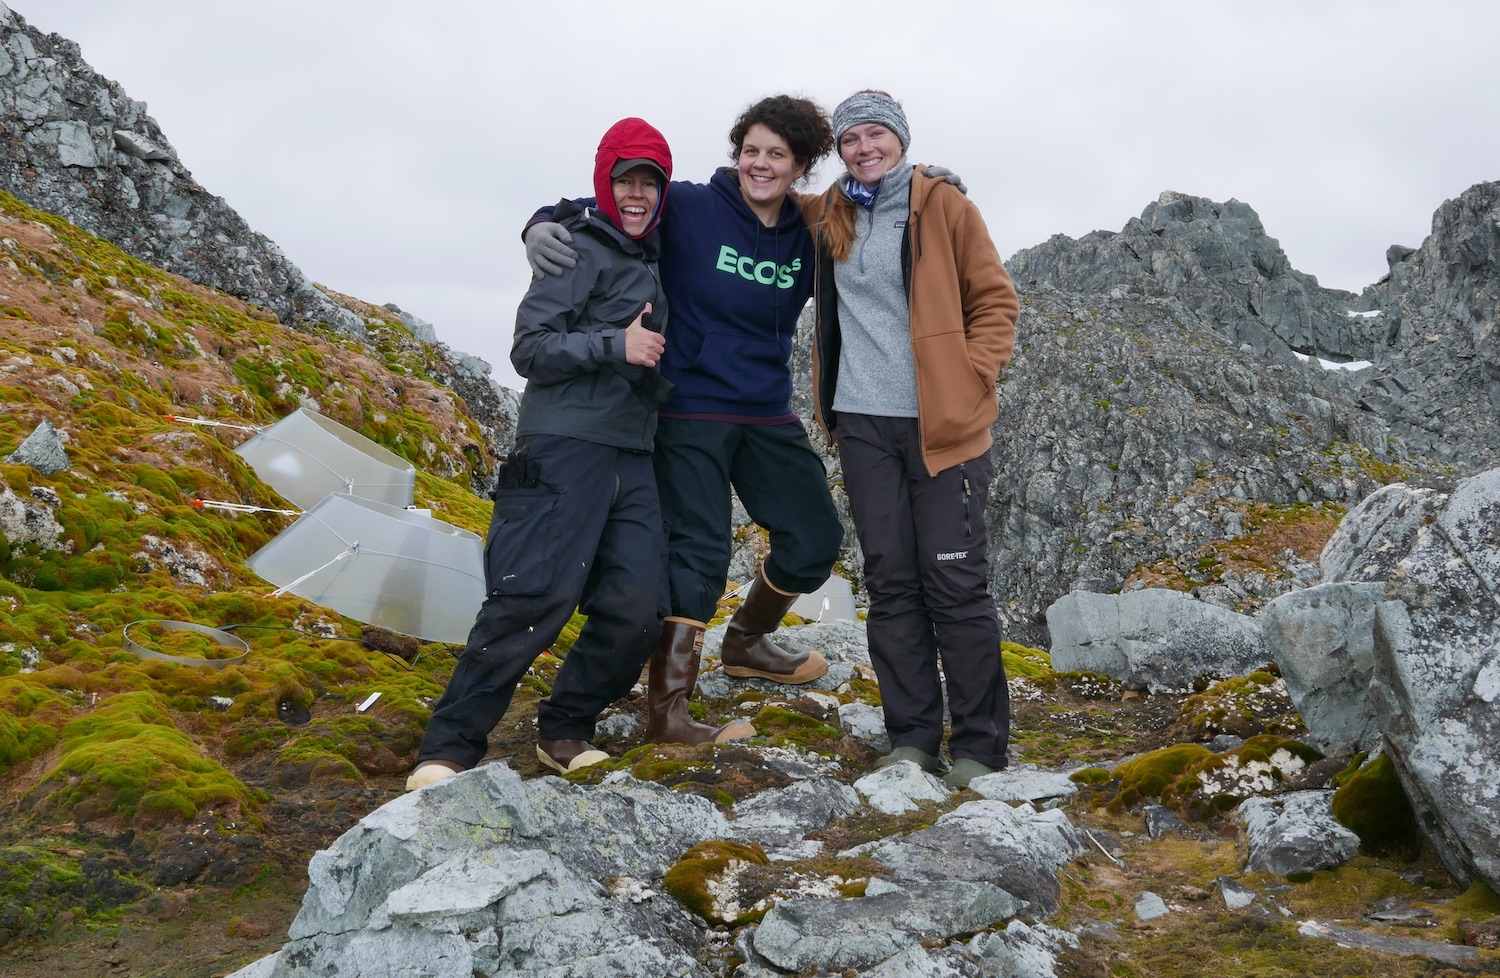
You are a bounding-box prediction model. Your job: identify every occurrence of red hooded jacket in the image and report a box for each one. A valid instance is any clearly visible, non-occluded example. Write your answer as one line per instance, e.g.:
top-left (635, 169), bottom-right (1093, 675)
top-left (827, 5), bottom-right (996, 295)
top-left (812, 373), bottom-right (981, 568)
top-left (593, 117), bottom-right (672, 238)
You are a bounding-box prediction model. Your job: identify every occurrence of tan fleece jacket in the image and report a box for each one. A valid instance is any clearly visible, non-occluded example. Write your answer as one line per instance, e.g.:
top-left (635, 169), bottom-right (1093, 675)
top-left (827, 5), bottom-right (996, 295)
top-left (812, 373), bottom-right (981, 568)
top-left (805, 165), bottom-right (1018, 476)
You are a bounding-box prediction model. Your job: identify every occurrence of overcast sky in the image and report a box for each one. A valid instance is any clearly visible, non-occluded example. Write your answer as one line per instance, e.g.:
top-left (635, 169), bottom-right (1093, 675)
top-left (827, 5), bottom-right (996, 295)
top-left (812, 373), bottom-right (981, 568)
top-left (22, 1), bottom-right (1500, 391)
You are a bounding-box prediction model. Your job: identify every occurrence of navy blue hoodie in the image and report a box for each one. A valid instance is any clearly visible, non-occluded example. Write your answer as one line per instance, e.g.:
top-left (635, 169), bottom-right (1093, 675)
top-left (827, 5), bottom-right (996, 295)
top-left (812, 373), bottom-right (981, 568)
top-left (654, 167), bottom-right (814, 419)
top-left (537, 167), bottom-right (815, 419)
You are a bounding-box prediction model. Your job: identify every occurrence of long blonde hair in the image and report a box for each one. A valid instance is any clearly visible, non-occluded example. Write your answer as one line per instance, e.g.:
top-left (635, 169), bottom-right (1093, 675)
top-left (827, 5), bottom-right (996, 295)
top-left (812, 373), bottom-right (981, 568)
top-left (814, 187), bottom-right (862, 264)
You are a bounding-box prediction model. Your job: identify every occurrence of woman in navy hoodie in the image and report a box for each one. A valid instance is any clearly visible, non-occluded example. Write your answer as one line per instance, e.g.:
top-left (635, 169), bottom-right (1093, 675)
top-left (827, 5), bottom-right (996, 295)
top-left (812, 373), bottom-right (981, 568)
top-left (526, 96), bottom-right (843, 746)
top-left (407, 117), bottom-right (675, 789)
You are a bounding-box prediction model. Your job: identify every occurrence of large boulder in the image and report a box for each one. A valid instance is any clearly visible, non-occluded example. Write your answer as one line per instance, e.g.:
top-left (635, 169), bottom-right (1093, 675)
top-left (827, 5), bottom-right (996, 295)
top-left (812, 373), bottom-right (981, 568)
top-left (241, 765), bottom-right (729, 977)
top-left (1238, 790), bottom-right (1360, 878)
top-left (229, 748), bottom-right (1095, 978)
top-left (1369, 467), bottom-right (1500, 891)
top-left (1319, 482), bottom-right (1446, 584)
top-left (1260, 582), bottom-right (1384, 756)
top-left (1046, 588), bottom-right (1268, 691)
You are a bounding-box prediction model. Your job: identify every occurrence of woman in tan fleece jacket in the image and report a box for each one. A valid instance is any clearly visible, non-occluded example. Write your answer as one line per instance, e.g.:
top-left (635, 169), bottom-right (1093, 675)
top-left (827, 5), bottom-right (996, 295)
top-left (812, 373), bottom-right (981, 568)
top-left (806, 90), bottom-right (1019, 790)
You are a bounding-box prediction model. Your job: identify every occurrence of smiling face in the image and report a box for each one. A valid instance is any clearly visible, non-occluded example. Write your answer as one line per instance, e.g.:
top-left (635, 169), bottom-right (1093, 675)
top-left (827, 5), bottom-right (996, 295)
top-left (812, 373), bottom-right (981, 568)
top-left (838, 122), bottom-right (905, 189)
top-left (612, 165), bottom-right (661, 238)
top-left (736, 123), bottom-right (806, 216)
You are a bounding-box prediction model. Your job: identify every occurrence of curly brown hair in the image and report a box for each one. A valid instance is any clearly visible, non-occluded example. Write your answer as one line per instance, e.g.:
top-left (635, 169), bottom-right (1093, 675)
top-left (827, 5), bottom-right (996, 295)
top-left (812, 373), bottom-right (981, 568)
top-left (727, 94), bottom-right (834, 182)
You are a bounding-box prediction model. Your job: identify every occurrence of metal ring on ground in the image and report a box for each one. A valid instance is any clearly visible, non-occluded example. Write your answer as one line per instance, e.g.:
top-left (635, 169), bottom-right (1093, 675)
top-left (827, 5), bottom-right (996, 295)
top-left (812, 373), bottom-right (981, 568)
top-left (122, 620), bottom-right (250, 670)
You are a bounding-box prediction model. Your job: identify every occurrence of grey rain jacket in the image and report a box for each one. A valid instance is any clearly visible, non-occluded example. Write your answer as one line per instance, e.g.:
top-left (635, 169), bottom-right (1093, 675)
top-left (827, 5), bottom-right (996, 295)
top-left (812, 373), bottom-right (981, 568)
top-left (511, 198), bottom-right (672, 452)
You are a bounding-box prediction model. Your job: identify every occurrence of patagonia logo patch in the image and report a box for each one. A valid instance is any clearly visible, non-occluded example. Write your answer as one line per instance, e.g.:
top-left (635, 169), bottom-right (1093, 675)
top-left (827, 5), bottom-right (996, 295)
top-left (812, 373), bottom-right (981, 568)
top-left (895, 220), bottom-right (908, 228)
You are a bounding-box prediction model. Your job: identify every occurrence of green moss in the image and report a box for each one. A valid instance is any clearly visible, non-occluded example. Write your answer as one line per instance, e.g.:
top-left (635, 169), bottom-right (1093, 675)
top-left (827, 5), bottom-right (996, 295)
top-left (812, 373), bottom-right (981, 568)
top-left (0, 680), bottom-right (73, 769)
top-left (552, 612), bottom-right (586, 655)
top-left (1108, 743), bottom-right (1214, 810)
top-left (1069, 767), bottom-right (1112, 786)
top-left (627, 755), bottom-right (717, 782)
top-left (33, 691), bottom-right (266, 828)
top-left (1330, 752), bottom-right (1419, 856)
top-left (0, 844), bottom-right (147, 948)
top-left (1154, 736), bottom-right (1323, 820)
top-left (748, 705), bottom-right (839, 752)
top-left (1450, 880), bottom-right (1500, 915)
top-left (275, 713), bottom-right (413, 781)
top-left (847, 674), bottom-right (882, 707)
top-left (1173, 671), bottom-right (1297, 740)
top-left (662, 840), bottom-right (771, 925)
top-left (1001, 641), bottom-right (1051, 678)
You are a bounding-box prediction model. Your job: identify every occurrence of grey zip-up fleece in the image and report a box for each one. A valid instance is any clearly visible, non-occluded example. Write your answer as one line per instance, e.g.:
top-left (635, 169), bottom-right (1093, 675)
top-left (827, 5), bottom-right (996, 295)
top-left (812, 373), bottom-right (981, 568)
top-left (831, 164), bottom-right (918, 419)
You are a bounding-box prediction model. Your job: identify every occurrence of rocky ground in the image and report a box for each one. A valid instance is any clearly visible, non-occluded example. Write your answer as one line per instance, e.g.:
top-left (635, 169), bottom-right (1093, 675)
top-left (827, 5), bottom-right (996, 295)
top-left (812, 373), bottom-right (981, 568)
top-left (3, 642), bottom-right (1496, 978)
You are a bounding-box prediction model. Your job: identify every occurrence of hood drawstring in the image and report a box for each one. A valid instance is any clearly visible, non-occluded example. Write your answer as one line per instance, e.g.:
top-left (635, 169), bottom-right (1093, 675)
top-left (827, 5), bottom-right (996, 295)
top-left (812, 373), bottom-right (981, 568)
top-left (749, 215), bottom-right (785, 342)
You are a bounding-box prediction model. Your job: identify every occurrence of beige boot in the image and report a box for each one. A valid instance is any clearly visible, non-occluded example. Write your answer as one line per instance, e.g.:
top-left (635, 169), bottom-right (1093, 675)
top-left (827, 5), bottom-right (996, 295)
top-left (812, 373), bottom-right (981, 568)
top-left (405, 759), bottom-right (464, 791)
top-left (536, 739), bottom-right (610, 774)
top-left (720, 565), bottom-right (828, 684)
top-left (645, 617), bottom-right (756, 745)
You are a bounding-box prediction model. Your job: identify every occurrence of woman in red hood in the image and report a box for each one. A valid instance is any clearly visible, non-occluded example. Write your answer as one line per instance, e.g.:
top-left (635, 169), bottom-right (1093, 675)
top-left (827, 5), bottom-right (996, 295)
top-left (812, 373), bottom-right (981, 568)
top-left (407, 118), bottom-right (678, 787)
top-left (591, 116), bottom-right (670, 240)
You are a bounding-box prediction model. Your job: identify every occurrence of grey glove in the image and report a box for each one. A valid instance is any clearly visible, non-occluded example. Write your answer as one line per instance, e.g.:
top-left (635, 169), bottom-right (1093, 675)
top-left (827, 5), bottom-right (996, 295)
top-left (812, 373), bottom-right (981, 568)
top-left (524, 222), bottom-right (578, 277)
top-left (922, 165), bottom-right (968, 196)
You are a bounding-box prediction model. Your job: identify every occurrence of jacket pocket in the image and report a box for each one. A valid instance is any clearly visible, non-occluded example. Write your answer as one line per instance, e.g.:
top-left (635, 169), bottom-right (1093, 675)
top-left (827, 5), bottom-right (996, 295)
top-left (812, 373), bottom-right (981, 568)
top-left (484, 486), bottom-right (560, 596)
top-left (693, 332), bottom-right (791, 407)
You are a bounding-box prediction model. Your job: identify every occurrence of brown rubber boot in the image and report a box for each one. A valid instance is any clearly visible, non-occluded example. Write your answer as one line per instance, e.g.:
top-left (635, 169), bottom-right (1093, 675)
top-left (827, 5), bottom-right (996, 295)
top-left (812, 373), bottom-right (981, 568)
top-left (645, 617), bottom-right (756, 745)
top-left (720, 565), bottom-right (829, 684)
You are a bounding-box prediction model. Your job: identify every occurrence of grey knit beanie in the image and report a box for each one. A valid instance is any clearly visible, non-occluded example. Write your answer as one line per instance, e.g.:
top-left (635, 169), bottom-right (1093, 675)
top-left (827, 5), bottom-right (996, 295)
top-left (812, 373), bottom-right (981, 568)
top-left (832, 91), bottom-right (910, 149)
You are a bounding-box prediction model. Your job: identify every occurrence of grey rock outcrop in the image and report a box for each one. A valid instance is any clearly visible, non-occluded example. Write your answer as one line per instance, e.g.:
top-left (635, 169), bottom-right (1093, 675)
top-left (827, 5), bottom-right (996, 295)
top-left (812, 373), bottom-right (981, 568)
top-left (852, 762), bottom-right (951, 815)
top-left (1258, 465), bottom-right (1500, 890)
top-left (242, 764), bottom-right (729, 978)
top-left (0, 4), bottom-right (363, 338)
top-left (1298, 919), bottom-right (1480, 966)
top-left (1046, 588), bottom-right (1268, 691)
top-left (229, 747), bottom-right (1095, 978)
top-left (1262, 479), bottom-right (1448, 757)
top-left (968, 764), bottom-right (1080, 806)
top-left (1007, 191), bottom-right (1369, 362)
top-left (846, 801), bottom-right (1088, 917)
top-left (958, 285), bottom-right (1406, 646)
top-left (0, 478), bottom-right (66, 551)
top-left (1356, 181), bottom-right (1500, 467)
top-left (1133, 891), bottom-right (1169, 920)
top-left (1370, 466), bottom-right (1500, 891)
top-left (1318, 481), bottom-right (1447, 583)
top-left (747, 878), bottom-right (1025, 974)
top-left (1238, 790), bottom-right (1360, 877)
top-left (838, 701), bottom-right (892, 753)
top-left (727, 776), bottom-right (860, 860)
top-left (1216, 875), bottom-right (1257, 910)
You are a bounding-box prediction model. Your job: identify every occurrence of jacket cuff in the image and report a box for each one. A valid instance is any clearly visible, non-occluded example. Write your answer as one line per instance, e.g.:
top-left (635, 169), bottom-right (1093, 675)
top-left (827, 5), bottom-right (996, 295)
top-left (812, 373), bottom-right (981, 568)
top-left (597, 328), bottom-right (623, 362)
